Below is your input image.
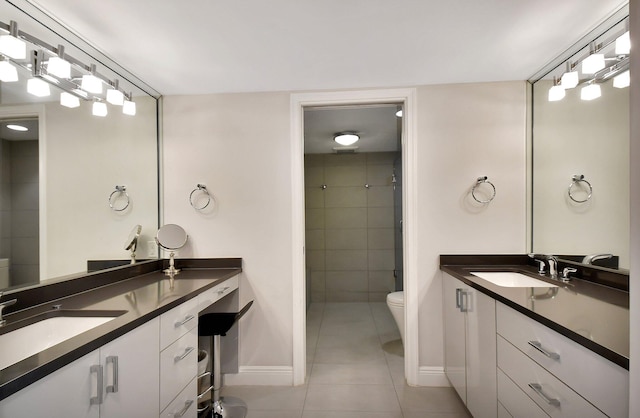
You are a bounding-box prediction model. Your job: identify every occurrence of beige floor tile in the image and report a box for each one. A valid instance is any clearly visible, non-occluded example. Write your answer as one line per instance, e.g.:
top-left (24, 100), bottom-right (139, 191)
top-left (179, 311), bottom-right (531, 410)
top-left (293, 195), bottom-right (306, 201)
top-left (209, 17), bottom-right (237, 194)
top-left (402, 412), bottom-right (471, 418)
top-left (313, 344), bottom-right (386, 364)
top-left (220, 385), bottom-right (308, 411)
top-left (304, 384), bottom-right (401, 412)
top-left (395, 386), bottom-right (468, 414)
top-left (303, 412), bottom-right (403, 418)
top-left (309, 363), bottom-right (393, 385)
top-left (247, 410), bottom-right (303, 418)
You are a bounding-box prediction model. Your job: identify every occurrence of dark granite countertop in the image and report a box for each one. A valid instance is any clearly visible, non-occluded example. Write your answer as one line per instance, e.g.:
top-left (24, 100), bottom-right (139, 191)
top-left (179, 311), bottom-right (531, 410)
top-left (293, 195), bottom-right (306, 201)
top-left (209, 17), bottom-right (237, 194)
top-left (440, 255), bottom-right (629, 370)
top-left (0, 259), bottom-right (242, 401)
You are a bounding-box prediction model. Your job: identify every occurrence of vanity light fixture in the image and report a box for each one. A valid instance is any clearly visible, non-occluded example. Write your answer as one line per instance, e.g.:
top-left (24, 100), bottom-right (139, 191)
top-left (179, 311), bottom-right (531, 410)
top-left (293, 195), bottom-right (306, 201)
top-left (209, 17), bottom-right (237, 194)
top-left (580, 82), bottom-right (601, 101)
top-left (615, 31), bottom-right (630, 55)
top-left (106, 88), bottom-right (125, 106)
top-left (548, 77), bottom-right (566, 101)
top-left (560, 62), bottom-right (579, 89)
top-left (46, 45), bottom-right (71, 79)
top-left (92, 101), bottom-right (108, 117)
top-left (81, 64), bottom-right (103, 94)
top-left (27, 77), bottom-right (50, 97)
top-left (582, 43), bottom-right (605, 74)
top-left (613, 70), bottom-right (630, 88)
top-left (0, 21), bottom-right (26, 59)
top-left (334, 132), bottom-right (359, 146)
top-left (0, 59), bottom-right (18, 82)
top-left (60, 92), bottom-right (80, 108)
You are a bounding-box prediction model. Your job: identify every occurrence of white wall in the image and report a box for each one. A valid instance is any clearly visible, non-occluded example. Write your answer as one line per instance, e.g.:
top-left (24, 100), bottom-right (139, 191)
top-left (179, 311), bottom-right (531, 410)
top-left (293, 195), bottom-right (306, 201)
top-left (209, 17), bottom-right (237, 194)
top-left (162, 81), bottom-right (527, 383)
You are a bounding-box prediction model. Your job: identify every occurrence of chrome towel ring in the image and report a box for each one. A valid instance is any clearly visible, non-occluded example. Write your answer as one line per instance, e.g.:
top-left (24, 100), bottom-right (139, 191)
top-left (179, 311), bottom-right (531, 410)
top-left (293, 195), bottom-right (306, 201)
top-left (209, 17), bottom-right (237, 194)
top-left (568, 175), bottom-right (592, 203)
top-left (109, 185), bottom-right (130, 212)
top-left (471, 176), bottom-right (496, 204)
top-left (189, 184), bottom-right (212, 210)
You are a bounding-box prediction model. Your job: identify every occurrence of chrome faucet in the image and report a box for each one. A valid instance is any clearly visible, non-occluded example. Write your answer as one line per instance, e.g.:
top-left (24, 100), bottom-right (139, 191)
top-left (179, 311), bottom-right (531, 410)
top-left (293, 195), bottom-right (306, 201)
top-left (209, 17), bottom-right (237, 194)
top-left (582, 253), bottom-right (613, 265)
top-left (529, 254), bottom-right (558, 279)
top-left (0, 292), bottom-right (17, 327)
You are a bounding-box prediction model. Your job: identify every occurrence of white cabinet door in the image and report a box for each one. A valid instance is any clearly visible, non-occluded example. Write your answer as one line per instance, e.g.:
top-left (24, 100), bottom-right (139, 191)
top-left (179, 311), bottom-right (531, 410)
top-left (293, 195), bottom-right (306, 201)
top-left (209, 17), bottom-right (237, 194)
top-left (443, 273), bottom-right (467, 403)
top-left (442, 272), bottom-right (497, 418)
top-left (100, 317), bottom-right (160, 418)
top-left (0, 350), bottom-right (101, 418)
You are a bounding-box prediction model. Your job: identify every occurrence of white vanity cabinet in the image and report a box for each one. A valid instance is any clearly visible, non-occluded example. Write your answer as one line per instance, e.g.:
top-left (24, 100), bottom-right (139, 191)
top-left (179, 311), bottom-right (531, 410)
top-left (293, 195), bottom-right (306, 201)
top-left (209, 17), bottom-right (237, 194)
top-left (496, 302), bottom-right (628, 418)
top-left (442, 273), bottom-right (497, 418)
top-left (0, 317), bottom-right (160, 418)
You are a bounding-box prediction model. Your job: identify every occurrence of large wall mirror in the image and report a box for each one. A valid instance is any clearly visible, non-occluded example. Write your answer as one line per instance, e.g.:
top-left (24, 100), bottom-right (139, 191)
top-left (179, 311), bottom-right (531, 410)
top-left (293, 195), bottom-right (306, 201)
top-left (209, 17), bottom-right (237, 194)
top-left (0, 0), bottom-right (160, 291)
top-left (530, 5), bottom-right (629, 271)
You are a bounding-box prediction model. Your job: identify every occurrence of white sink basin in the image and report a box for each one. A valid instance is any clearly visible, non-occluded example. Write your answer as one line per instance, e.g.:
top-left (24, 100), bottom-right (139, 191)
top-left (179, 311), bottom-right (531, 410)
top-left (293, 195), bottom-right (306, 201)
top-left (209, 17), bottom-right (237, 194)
top-left (0, 315), bottom-right (118, 370)
top-left (470, 272), bottom-right (558, 288)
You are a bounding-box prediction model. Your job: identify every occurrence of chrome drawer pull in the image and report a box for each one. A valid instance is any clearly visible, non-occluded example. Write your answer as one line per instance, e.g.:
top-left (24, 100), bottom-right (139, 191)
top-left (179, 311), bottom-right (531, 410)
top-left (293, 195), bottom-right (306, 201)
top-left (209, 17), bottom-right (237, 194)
top-left (106, 355), bottom-right (119, 393)
top-left (217, 286), bottom-right (230, 295)
top-left (528, 340), bottom-right (560, 360)
top-left (174, 346), bottom-right (196, 363)
top-left (528, 383), bottom-right (561, 407)
top-left (174, 314), bottom-right (195, 328)
top-left (89, 364), bottom-right (103, 405)
top-left (171, 400), bottom-right (194, 417)
top-left (455, 288), bottom-right (462, 309)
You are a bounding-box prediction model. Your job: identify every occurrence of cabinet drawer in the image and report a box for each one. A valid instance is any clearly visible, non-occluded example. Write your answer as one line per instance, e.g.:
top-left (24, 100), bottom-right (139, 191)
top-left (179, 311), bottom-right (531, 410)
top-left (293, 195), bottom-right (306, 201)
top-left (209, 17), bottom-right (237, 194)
top-left (496, 303), bottom-right (628, 418)
top-left (498, 335), bottom-right (605, 417)
top-left (497, 369), bottom-right (548, 418)
top-left (160, 377), bottom-right (197, 418)
top-left (160, 327), bottom-right (198, 411)
top-left (197, 276), bottom-right (238, 313)
top-left (161, 297), bottom-right (199, 350)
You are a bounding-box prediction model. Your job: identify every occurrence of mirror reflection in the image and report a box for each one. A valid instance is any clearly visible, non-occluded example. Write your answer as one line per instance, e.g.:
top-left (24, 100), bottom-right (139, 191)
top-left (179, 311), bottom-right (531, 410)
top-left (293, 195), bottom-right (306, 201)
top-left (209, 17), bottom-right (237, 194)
top-left (0, 0), bottom-right (160, 291)
top-left (531, 9), bottom-right (629, 270)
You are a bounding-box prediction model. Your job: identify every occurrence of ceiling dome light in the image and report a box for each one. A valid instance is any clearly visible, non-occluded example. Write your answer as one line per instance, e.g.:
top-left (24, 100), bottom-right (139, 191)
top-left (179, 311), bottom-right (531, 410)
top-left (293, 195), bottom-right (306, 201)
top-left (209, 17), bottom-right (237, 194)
top-left (7, 124), bottom-right (27, 131)
top-left (615, 31), bottom-right (630, 55)
top-left (613, 70), bottom-right (630, 88)
top-left (27, 78), bottom-right (51, 97)
top-left (580, 83), bottom-right (601, 101)
top-left (0, 60), bottom-right (18, 82)
top-left (395, 110), bottom-right (403, 117)
top-left (334, 132), bottom-right (359, 146)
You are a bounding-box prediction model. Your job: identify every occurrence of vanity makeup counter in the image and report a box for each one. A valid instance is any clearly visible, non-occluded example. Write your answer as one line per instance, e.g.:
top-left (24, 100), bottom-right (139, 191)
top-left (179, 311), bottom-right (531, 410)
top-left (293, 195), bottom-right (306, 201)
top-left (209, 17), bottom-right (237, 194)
top-left (0, 258), bottom-right (242, 401)
top-left (441, 254), bottom-right (629, 368)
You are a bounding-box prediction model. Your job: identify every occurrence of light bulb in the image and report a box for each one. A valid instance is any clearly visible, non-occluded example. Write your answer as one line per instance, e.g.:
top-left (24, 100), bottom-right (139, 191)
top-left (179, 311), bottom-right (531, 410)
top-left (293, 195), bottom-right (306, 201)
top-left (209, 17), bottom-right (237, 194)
top-left (47, 56), bottom-right (71, 78)
top-left (548, 85), bottom-right (565, 102)
top-left (613, 70), bottom-right (630, 88)
top-left (92, 101), bottom-right (108, 117)
top-left (560, 71), bottom-right (579, 89)
top-left (0, 61), bottom-right (18, 82)
top-left (27, 78), bottom-right (51, 97)
top-left (123, 99), bottom-right (136, 116)
top-left (615, 31), bottom-right (630, 55)
top-left (82, 74), bottom-right (103, 93)
top-left (0, 34), bottom-right (26, 59)
top-left (582, 54), bottom-right (605, 74)
top-left (580, 83), bottom-right (601, 101)
top-left (60, 92), bottom-right (80, 108)
top-left (106, 88), bottom-right (125, 105)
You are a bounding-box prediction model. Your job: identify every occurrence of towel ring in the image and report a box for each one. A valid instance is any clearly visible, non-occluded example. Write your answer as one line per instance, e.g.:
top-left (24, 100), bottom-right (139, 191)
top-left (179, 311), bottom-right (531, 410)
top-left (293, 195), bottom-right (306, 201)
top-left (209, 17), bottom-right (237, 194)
top-left (109, 185), bottom-right (130, 212)
top-left (568, 175), bottom-right (592, 203)
top-left (189, 184), bottom-right (211, 210)
top-left (471, 176), bottom-right (496, 204)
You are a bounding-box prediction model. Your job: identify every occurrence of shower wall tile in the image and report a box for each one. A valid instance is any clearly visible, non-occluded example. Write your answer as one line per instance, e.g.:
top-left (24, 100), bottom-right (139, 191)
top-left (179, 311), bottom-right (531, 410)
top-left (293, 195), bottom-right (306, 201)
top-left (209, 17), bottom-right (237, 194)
top-left (11, 237), bottom-right (39, 264)
top-left (325, 271), bottom-right (367, 292)
top-left (369, 292), bottom-right (389, 302)
top-left (367, 186), bottom-right (393, 207)
top-left (368, 270), bottom-right (395, 292)
top-left (305, 187), bottom-right (325, 209)
top-left (368, 250), bottom-right (394, 271)
top-left (368, 207), bottom-right (394, 228)
top-left (325, 208), bottom-right (367, 229)
top-left (306, 250), bottom-right (325, 270)
top-left (367, 152), bottom-right (397, 165)
top-left (367, 228), bottom-right (394, 249)
top-left (325, 165), bottom-right (366, 186)
top-left (311, 291), bottom-right (326, 303)
top-left (324, 153), bottom-right (366, 167)
top-left (311, 271), bottom-right (326, 292)
top-left (306, 208), bottom-right (325, 229)
top-left (325, 228), bottom-right (366, 250)
top-left (305, 229), bottom-right (325, 250)
top-left (366, 164), bottom-right (394, 186)
top-left (305, 166), bottom-right (324, 186)
top-left (10, 265), bottom-right (39, 287)
top-left (11, 210), bottom-right (38, 238)
top-left (11, 182), bottom-right (39, 211)
top-left (324, 186), bottom-right (366, 208)
top-left (325, 250), bottom-right (367, 271)
top-left (304, 154), bottom-right (325, 167)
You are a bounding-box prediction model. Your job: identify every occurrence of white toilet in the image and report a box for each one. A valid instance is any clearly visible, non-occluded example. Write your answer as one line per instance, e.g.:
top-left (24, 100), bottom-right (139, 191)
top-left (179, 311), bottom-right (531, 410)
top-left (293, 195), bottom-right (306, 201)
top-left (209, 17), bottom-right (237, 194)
top-left (386, 291), bottom-right (405, 345)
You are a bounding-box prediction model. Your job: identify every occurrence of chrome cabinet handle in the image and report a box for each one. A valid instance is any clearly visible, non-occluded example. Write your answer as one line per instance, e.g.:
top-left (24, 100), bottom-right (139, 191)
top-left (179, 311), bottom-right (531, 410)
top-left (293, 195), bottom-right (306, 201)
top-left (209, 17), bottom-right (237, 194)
top-left (106, 356), bottom-right (119, 393)
top-left (171, 400), bottom-right (194, 417)
top-left (528, 340), bottom-right (560, 360)
top-left (459, 290), bottom-right (470, 313)
top-left (528, 383), bottom-right (561, 407)
top-left (455, 288), bottom-right (462, 309)
top-left (174, 346), bottom-right (196, 363)
top-left (217, 286), bottom-right (230, 295)
top-left (90, 364), bottom-right (103, 405)
top-left (174, 314), bottom-right (195, 328)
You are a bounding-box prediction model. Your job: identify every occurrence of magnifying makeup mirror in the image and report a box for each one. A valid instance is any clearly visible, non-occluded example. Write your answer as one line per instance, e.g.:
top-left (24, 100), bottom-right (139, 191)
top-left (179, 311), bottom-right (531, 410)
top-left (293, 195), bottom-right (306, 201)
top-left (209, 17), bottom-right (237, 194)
top-left (124, 225), bottom-right (142, 264)
top-left (155, 224), bottom-right (188, 278)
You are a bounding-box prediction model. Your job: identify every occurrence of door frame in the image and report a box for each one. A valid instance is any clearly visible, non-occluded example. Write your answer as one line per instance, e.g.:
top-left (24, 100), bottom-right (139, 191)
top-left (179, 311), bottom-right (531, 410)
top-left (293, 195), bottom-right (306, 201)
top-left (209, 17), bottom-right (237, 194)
top-left (290, 88), bottom-right (418, 385)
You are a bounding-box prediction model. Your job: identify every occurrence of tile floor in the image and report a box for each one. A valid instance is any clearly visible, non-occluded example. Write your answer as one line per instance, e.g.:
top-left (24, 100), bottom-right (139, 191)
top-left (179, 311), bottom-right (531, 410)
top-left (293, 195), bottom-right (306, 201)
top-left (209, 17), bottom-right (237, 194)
top-left (222, 302), bottom-right (470, 417)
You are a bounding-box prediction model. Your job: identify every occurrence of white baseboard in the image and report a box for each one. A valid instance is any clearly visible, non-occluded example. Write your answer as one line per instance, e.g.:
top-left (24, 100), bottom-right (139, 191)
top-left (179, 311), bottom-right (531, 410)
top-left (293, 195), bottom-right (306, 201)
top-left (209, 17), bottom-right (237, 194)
top-left (223, 366), bottom-right (294, 386)
top-left (415, 366), bottom-right (450, 387)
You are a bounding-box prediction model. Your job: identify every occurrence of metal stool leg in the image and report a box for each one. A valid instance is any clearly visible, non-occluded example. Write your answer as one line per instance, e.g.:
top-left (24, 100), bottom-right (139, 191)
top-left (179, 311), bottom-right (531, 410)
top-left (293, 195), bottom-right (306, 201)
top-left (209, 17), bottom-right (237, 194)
top-left (211, 334), bottom-right (247, 418)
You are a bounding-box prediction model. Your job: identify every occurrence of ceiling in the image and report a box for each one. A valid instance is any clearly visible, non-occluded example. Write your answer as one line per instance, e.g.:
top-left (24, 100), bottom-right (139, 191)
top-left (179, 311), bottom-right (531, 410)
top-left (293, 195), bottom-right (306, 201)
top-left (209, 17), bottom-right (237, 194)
top-left (26, 0), bottom-right (628, 96)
